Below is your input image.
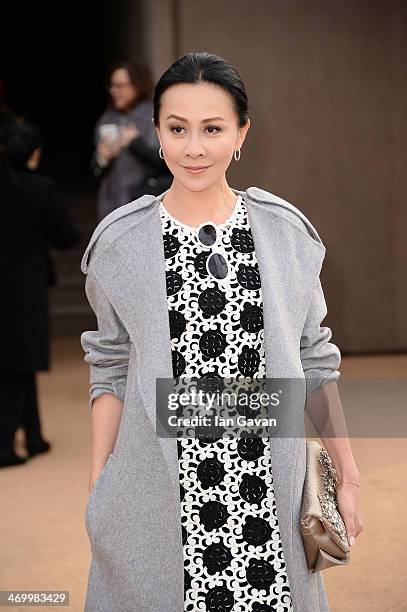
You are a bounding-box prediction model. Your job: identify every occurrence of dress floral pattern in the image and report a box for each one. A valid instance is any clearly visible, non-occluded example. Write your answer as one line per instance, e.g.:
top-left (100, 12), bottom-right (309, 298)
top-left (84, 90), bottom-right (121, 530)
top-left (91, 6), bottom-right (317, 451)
top-left (160, 194), bottom-right (293, 612)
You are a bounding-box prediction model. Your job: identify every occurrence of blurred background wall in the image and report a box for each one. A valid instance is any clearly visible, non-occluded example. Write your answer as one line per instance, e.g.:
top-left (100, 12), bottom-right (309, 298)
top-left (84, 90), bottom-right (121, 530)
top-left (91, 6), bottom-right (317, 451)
top-left (2, 0), bottom-right (406, 353)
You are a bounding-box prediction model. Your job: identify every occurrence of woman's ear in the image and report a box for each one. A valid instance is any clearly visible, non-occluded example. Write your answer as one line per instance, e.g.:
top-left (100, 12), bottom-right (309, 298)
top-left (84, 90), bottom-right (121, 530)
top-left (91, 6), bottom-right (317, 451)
top-left (154, 125), bottom-right (162, 147)
top-left (237, 118), bottom-right (251, 149)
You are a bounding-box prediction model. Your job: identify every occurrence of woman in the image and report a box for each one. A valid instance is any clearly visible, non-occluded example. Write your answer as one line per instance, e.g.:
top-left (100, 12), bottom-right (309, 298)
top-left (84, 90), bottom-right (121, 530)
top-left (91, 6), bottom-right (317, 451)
top-left (0, 121), bottom-right (80, 468)
top-left (81, 52), bottom-right (362, 611)
top-left (92, 60), bottom-right (172, 221)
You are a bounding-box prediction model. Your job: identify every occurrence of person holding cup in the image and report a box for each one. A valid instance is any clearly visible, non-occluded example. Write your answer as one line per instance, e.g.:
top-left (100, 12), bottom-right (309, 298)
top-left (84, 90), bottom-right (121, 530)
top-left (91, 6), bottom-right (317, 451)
top-left (91, 60), bottom-right (172, 221)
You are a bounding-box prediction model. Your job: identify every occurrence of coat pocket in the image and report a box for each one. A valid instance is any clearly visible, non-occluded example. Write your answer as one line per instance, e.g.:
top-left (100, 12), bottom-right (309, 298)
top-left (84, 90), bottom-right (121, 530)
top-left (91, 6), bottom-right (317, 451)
top-left (85, 453), bottom-right (116, 542)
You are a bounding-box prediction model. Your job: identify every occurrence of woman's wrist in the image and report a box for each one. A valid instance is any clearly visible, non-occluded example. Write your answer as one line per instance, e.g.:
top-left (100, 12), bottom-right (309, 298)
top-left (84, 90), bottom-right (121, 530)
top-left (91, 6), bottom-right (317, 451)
top-left (335, 467), bottom-right (360, 486)
top-left (337, 478), bottom-right (361, 487)
top-left (96, 151), bottom-right (109, 167)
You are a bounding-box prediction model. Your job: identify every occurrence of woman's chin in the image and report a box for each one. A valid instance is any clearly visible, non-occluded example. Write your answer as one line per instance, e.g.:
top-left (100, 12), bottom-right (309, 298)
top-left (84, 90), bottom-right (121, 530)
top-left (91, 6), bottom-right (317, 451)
top-left (172, 172), bottom-right (221, 192)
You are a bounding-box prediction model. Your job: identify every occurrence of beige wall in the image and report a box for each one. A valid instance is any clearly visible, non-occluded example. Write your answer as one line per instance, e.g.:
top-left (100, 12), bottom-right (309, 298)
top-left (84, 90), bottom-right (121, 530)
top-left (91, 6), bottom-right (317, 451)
top-left (142, 0), bottom-right (407, 353)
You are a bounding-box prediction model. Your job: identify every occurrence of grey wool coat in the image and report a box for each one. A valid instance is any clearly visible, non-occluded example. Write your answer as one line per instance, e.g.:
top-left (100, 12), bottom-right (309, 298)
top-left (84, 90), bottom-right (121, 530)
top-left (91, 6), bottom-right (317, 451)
top-left (80, 185), bottom-right (341, 612)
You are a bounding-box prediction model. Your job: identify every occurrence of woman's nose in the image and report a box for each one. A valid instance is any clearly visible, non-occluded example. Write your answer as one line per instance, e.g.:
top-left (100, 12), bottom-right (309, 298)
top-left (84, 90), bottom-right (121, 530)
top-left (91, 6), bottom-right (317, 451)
top-left (184, 137), bottom-right (206, 158)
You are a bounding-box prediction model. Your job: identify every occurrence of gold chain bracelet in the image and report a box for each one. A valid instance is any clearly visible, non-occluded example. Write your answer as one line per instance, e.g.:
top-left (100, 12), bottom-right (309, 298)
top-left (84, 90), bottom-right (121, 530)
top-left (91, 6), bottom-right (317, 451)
top-left (337, 480), bottom-right (360, 487)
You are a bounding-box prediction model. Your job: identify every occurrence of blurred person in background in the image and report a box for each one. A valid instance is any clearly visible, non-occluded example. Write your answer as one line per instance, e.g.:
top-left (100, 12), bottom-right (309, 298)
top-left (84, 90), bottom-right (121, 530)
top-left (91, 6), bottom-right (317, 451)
top-left (0, 121), bottom-right (81, 468)
top-left (91, 59), bottom-right (173, 221)
top-left (0, 79), bottom-right (24, 131)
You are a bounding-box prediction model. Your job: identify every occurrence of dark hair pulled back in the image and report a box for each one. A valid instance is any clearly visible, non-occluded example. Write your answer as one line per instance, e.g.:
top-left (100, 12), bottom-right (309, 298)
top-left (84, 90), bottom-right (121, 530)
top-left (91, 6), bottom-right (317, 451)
top-left (152, 52), bottom-right (249, 128)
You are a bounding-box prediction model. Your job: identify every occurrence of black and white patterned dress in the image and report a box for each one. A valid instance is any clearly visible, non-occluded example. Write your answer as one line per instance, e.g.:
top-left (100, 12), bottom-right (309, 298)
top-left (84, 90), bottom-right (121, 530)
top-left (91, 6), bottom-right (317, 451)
top-left (159, 194), bottom-right (294, 612)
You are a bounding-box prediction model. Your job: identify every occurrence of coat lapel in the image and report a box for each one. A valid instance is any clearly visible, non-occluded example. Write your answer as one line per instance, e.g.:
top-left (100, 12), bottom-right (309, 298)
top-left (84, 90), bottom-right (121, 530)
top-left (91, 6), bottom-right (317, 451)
top-left (244, 188), bottom-right (326, 590)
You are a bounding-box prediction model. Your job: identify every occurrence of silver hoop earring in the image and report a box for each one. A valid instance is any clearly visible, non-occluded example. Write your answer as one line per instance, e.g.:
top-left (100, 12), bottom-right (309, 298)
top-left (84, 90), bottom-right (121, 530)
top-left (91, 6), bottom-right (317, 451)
top-left (234, 148), bottom-right (241, 161)
top-left (159, 146), bottom-right (164, 159)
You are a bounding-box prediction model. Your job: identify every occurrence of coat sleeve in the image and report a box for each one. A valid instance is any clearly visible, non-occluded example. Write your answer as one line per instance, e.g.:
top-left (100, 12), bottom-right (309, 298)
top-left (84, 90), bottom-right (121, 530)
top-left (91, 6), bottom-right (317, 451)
top-left (300, 277), bottom-right (341, 399)
top-left (127, 134), bottom-right (169, 173)
top-left (90, 113), bottom-right (112, 180)
top-left (80, 274), bottom-right (131, 412)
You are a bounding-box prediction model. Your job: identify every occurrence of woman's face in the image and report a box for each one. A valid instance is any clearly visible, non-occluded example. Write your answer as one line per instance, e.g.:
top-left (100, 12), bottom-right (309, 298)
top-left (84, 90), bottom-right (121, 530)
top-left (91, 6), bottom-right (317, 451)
top-left (155, 82), bottom-right (250, 190)
top-left (108, 68), bottom-right (138, 111)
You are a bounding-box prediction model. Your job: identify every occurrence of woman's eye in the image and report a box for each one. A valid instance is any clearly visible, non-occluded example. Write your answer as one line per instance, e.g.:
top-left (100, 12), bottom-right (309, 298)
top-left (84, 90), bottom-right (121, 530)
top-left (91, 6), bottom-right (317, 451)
top-left (205, 126), bottom-right (222, 134)
top-left (169, 125), bottom-right (222, 135)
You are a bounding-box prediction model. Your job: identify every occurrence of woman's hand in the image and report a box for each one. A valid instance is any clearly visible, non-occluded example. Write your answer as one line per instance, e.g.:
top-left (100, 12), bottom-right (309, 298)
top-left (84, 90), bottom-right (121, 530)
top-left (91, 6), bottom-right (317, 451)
top-left (88, 471), bottom-right (100, 495)
top-left (336, 481), bottom-right (363, 547)
top-left (88, 459), bottom-right (108, 495)
top-left (119, 124), bottom-right (139, 147)
top-left (97, 139), bottom-right (121, 163)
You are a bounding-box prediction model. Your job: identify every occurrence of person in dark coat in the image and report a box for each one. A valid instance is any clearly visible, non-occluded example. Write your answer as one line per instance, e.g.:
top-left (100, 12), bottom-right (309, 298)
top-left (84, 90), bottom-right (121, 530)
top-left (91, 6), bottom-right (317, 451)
top-left (90, 60), bottom-right (173, 221)
top-left (0, 121), bottom-right (81, 468)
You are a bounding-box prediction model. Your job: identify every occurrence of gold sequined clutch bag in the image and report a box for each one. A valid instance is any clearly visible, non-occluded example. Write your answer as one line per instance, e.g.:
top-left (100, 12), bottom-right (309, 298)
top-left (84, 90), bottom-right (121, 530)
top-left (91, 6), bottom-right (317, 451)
top-left (300, 440), bottom-right (351, 572)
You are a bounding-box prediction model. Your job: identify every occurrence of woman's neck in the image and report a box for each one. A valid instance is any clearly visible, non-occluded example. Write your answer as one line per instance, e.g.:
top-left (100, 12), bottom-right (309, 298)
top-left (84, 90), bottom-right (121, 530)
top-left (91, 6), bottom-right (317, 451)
top-left (161, 183), bottom-right (238, 227)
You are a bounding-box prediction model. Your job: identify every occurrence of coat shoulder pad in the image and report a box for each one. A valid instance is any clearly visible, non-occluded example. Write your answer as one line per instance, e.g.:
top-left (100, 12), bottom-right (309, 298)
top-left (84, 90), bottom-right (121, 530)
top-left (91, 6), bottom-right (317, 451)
top-left (80, 194), bottom-right (156, 274)
top-left (246, 186), bottom-right (325, 248)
